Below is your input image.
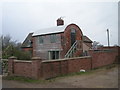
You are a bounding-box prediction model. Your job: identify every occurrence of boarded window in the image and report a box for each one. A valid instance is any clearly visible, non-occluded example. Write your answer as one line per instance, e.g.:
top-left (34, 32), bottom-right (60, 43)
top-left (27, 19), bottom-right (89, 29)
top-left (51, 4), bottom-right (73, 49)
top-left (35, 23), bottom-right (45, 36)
top-left (38, 36), bottom-right (44, 44)
top-left (50, 34), bottom-right (57, 43)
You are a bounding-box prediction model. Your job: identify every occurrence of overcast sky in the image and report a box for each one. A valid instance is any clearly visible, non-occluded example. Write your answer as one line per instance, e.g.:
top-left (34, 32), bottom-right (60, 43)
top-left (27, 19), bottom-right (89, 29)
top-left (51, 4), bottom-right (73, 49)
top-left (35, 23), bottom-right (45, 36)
top-left (1, 0), bottom-right (119, 46)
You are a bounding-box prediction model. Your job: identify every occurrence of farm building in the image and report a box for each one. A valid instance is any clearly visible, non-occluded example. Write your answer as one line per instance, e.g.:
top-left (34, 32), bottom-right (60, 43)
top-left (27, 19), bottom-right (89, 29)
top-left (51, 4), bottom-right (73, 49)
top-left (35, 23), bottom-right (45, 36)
top-left (21, 18), bottom-right (92, 60)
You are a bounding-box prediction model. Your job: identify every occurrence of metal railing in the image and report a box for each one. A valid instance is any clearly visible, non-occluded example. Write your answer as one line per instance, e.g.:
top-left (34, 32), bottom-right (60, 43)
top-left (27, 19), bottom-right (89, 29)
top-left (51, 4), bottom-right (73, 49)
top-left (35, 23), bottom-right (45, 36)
top-left (65, 40), bottom-right (82, 58)
top-left (1, 59), bottom-right (8, 75)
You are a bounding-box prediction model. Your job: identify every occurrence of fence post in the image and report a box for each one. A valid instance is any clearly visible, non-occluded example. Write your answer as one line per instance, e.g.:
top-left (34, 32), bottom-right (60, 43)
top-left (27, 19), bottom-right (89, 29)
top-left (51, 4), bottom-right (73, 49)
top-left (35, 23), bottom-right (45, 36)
top-left (8, 56), bottom-right (17, 76)
top-left (32, 57), bottom-right (42, 79)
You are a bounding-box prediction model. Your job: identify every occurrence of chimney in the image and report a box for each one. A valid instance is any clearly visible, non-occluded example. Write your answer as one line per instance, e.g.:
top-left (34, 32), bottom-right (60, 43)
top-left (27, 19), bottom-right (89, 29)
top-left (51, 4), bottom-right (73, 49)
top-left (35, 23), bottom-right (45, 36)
top-left (57, 18), bottom-right (64, 26)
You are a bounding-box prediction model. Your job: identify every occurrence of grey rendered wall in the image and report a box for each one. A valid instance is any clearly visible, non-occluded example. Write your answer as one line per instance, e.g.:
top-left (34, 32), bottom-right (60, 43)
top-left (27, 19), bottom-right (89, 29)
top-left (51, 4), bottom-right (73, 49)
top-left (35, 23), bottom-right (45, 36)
top-left (33, 33), bottom-right (62, 60)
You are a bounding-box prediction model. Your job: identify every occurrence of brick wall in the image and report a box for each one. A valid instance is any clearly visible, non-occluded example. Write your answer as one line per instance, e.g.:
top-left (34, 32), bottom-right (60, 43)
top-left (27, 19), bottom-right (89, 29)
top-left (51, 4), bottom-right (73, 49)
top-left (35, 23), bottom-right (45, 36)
top-left (89, 49), bottom-right (118, 69)
top-left (8, 56), bottom-right (92, 79)
top-left (41, 56), bottom-right (91, 79)
top-left (63, 24), bottom-right (83, 56)
top-left (8, 48), bottom-right (118, 79)
top-left (8, 57), bottom-right (43, 79)
top-left (14, 61), bottom-right (32, 78)
top-left (22, 47), bottom-right (32, 52)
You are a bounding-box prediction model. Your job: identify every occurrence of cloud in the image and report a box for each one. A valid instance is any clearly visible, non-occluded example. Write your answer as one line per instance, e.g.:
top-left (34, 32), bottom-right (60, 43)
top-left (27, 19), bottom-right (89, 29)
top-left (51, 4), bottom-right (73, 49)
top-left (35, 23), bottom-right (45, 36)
top-left (2, 1), bottom-right (118, 46)
top-left (0, 3), bottom-right (2, 35)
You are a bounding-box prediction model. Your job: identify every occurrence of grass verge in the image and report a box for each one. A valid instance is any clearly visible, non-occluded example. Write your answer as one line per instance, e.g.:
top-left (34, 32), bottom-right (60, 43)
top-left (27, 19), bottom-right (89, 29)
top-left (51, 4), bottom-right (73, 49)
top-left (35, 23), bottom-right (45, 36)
top-left (3, 76), bottom-right (47, 83)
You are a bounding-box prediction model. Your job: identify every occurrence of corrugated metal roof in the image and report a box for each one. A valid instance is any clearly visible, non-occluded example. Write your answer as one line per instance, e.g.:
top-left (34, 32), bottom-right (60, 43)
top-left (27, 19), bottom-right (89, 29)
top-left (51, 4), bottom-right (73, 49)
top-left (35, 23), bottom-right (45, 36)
top-left (32, 25), bottom-right (67, 36)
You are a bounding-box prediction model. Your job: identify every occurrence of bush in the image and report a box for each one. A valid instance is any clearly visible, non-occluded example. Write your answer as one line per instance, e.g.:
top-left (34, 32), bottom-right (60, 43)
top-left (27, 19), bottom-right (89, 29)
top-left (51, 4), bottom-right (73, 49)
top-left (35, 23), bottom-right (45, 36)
top-left (2, 46), bottom-right (32, 60)
top-left (13, 49), bottom-right (31, 60)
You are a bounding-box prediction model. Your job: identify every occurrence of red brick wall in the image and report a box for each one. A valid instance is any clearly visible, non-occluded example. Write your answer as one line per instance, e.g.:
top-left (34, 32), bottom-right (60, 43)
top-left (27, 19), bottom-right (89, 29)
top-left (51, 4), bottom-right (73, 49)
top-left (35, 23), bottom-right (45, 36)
top-left (41, 56), bottom-right (91, 79)
top-left (41, 61), bottom-right (63, 79)
top-left (8, 48), bottom-right (118, 79)
top-left (8, 59), bottom-right (42, 79)
top-left (22, 48), bottom-right (32, 52)
top-left (68, 57), bottom-right (92, 73)
top-left (63, 24), bottom-right (83, 55)
top-left (8, 56), bottom-right (91, 79)
top-left (89, 50), bottom-right (118, 69)
top-left (98, 46), bottom-right (119, 50)
top-left (14, 61), bottom-right (32, 78)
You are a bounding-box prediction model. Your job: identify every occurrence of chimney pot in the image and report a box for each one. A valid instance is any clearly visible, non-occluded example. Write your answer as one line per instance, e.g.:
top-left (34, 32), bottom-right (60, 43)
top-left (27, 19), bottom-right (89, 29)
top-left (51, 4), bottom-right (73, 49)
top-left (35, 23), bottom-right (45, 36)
top-left (57, 18), bottom-right (64, 26)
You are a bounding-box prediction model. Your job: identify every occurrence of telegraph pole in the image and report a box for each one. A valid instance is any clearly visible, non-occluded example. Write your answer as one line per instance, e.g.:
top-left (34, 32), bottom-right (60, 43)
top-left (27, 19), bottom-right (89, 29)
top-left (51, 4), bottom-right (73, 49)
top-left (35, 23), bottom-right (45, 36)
top-left (107, 29), bottom-right (110, 47)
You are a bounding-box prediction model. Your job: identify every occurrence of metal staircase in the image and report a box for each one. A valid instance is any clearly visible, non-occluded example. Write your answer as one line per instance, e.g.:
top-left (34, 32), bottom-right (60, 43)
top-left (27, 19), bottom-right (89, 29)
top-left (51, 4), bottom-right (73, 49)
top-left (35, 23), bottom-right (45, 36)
top-left (65, 40), bottom-right (82, 58)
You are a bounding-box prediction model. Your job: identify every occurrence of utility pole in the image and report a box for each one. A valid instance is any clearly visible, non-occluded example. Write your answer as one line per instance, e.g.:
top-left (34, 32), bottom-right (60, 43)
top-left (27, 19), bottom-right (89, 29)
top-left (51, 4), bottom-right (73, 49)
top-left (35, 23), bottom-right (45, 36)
top-left (107, 29), bottom-right (110, 47)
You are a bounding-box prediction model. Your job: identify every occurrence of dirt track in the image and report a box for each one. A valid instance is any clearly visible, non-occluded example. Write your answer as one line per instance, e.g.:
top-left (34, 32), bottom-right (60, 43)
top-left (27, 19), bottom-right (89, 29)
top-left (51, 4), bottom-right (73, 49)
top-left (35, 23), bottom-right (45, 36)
top-left (2, 65), bottom-right (118, 88)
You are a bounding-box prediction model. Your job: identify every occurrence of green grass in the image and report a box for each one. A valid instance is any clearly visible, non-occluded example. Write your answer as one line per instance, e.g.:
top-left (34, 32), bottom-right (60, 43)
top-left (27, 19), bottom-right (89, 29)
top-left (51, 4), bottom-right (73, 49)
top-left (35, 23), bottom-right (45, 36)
top-left (91, 63), bottom-right (117, 70)
top-left (3, 76), bottom-right (47, 83)
top-left (58, 71), bottom-right (89, 77)
top-left (3, 71), bottom-right (91, 83)
top-left (105, 64), bottom-right (116, 69)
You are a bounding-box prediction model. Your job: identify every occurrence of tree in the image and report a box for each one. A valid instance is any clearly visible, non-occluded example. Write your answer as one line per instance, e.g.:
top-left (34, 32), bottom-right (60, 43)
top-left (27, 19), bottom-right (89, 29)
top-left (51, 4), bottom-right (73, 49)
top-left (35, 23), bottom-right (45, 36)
top-left (1, 35), bottom-right (31, 60)
top-left (0, 36), bottom-right (2, 58)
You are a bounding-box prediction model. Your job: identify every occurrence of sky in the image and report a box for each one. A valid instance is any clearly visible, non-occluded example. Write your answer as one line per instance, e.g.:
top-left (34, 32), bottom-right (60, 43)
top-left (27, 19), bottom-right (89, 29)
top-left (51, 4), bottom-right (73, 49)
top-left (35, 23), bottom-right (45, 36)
top-left (1, 0), bottom-right (119, 46)
top-left (118, 2), bottom-right (120, 46)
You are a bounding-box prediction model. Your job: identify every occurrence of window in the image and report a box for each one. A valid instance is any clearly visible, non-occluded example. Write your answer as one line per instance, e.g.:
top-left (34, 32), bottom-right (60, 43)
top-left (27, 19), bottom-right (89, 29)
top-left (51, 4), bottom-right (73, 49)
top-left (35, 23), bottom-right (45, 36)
top-left (38, 36), bottom-right (44, 44)
top-left (50, 34), bottom-right (57, 43)
top-left (27, 40), bottom-right (32, 47)
top-left (71, 28), bottom-right (76, 46)
top-left (71, 28), bottom-right (76, 33)
top-left (48, 51), bottom-right (59, 60)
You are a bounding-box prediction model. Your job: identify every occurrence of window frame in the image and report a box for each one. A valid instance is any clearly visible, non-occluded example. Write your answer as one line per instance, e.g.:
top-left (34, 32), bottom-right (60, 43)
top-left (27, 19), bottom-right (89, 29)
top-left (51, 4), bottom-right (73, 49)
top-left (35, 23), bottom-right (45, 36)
top-left (38, 36), bottom-right (44, 44)
top-left (50, 34), bottom-right (57, 43)
top-left (48, 51), bottom-right (60, 60)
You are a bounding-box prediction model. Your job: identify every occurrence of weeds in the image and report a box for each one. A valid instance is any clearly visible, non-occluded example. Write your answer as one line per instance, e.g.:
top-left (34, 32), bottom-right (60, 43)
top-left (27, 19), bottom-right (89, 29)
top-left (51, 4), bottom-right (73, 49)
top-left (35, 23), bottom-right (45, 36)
top-left (3, 76), bottom-right (46, 83)
top-left (106, 64), bottom-right (116, 69)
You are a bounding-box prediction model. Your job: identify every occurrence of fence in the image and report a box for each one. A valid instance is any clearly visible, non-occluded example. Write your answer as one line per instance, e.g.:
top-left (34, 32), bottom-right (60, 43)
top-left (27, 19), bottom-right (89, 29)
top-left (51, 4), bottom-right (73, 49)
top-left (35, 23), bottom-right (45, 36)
top-left (0, 59), bottom-right (8, 75)
top-left (7, 49), bottom-right (118, 79)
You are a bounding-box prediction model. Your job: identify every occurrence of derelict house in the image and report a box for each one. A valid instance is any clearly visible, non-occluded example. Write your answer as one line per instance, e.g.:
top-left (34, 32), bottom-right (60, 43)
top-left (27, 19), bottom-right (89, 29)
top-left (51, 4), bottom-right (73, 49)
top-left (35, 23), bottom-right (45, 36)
top-left (22, 18), bottom-right (92, 60)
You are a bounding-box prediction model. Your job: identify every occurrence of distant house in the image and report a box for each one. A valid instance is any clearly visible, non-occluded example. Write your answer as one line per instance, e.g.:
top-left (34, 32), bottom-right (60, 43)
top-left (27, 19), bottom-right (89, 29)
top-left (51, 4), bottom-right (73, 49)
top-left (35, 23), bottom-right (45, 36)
top-left (22, 18), bottom-right (92, 60)
top-left (21, 33), bottom-right (33, 55)
top-left (83, 36), bottom-right (92, 52)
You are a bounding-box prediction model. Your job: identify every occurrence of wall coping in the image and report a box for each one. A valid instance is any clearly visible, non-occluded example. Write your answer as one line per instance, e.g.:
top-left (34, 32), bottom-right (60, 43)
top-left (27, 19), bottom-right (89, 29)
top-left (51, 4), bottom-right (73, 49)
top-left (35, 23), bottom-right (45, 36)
top-left (9, 56), bottom-right (17, 59)
top-left (32, 57), bottom-right (42, 60)
top-left (42, 56), bottom-right (91, 63)
top-left (14, 60), bottom-right (32, 63)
